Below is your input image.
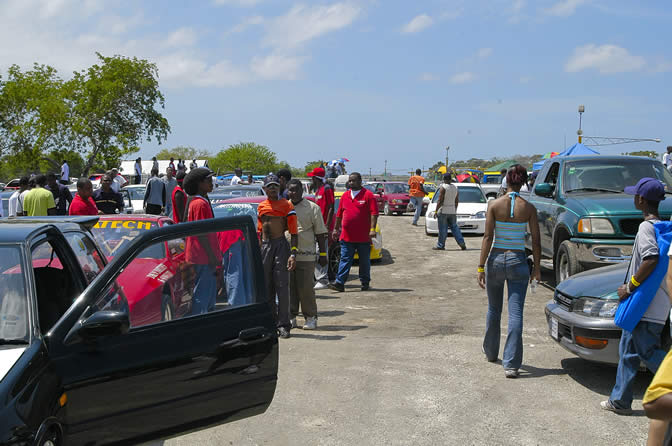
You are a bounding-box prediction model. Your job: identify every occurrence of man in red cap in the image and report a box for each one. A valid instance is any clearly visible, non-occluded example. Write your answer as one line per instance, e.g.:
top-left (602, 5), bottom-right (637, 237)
top-left (308, 166), bottom-right (335, 288)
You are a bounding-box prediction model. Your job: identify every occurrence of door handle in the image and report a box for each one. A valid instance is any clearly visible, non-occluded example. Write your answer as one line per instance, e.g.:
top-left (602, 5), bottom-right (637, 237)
top-left (239, 327), bottom-right (270, 343)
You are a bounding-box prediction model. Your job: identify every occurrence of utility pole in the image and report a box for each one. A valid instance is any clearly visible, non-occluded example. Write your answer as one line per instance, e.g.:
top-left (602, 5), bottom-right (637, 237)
top-left (369, 167), bottom-right (372, 178)
top-left (577, 105), bottom-right (584, 143)
top-left (445, 146), bottom-right (450, 171)
top-left (384, 160), bottom-right (387, 177)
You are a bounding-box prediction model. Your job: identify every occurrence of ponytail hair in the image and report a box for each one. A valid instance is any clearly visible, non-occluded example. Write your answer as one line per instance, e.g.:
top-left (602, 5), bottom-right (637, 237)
top-left (506, 164), bottom-right (528, 187)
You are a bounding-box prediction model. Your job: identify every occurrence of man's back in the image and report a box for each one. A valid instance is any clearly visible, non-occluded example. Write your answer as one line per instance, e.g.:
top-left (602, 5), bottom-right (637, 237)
top-left (408, 175), bottom-right (425, 197)
top-left (24, 187), bottom-right (55, 216)
top-left (145, 177), bottom-right (165, 205)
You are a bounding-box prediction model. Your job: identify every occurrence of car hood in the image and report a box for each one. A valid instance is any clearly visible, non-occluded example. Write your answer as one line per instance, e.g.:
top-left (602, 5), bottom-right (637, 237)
top-left (0, 347), bottom-right (26, 382)
top-left (457, 202), bottom-right (487, 215)
top-left (385, 193), bottom-right (409, 200)
top-left (564, 193), bottom-right (672, 217)
top-left (556, 262), bottom-right (627, 299)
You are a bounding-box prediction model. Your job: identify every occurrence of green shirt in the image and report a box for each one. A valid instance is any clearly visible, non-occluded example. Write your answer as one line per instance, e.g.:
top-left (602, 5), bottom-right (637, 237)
top-left (23, 187), bottom-right (56, 216)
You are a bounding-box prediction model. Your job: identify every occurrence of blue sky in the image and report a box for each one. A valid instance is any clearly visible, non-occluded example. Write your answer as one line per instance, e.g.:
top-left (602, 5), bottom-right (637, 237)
top-left (1, 0), bottom-right (671, 174)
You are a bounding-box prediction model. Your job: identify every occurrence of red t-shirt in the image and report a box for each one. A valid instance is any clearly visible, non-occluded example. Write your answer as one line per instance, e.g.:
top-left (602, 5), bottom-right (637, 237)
top-left (186, 196), bottom-right (222, 265)
top-left (69, 194), bottom-right (98, 216)
top-left (171, 186), bottom-right (186, 223)
top-left (218, 230), bottom-right (244, 253)
top-left (337, 189), bottom-right (378, 243)
top-left (315, 183), bottom-right (335, 231)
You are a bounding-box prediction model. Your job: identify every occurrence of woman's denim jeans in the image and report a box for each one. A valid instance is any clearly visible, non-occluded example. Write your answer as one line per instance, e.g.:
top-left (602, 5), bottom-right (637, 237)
top-left (483, 250), bottom-right (529, 370)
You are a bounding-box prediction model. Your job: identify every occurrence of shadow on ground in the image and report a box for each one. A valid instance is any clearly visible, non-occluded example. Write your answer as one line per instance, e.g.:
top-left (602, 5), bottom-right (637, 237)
top-left (318, 310), bottom-right (346, 317)
top-left (290, 333), bottom-right (345, 341)
top-left (318, 325), bottom-right (368, 332)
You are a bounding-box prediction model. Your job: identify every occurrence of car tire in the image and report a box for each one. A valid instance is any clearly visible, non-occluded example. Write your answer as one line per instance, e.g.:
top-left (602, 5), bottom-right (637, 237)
top-left (329, 243), bottom-right (341, 276)
top-left (161, 292), bottom-right (174, 321)
top-left (555, 240), bottom-right (583, 284)
top-left (384, 202), bottom-right (392, 216)
top-left (37, 427), bottom-right (60, 446)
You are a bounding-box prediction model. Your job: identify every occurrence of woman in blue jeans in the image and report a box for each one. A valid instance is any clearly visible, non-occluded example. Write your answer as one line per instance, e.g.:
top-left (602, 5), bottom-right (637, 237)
top-left (478, 164), bottom-right (541, 378)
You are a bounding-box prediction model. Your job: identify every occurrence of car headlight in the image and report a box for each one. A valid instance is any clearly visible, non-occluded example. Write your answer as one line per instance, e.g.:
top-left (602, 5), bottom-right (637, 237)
top-left (577, 218), bottom-right (615, 234)
top-left (390, 199), bottom-right (400, 204)
top-left (427, 211), bottom-right (436, 219)
top-left (423, 197), bottom-right (429, 203)
top-left (572, 296), bottom-right (619, 318)
top-left (472, 211), bottom-right (486, 219)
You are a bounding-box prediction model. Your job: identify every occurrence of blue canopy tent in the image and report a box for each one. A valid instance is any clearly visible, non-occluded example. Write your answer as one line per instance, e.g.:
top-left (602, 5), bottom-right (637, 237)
top-left (532, 143), bottom-right (599, 171)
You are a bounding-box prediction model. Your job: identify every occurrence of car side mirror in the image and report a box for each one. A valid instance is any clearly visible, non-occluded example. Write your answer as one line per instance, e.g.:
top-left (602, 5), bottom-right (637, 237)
top-left (534, 183), bottom-right (553, 197)
top-left (64, 311), bottom-right (130, 345)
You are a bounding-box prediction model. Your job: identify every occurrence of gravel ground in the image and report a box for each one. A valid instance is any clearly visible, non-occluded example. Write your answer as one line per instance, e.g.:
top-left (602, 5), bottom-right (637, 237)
top-left (166, 214), bottom-right (650, 446)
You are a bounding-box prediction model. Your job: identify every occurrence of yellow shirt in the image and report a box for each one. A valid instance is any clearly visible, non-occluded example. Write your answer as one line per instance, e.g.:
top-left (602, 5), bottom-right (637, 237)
top-left (23, 187), bottom-right (56, 216)
top-left (644, 348), bottom-right (672, 404)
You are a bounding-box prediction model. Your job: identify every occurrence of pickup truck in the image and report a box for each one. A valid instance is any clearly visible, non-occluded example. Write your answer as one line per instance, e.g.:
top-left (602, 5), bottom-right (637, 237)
top-left (523, 155), bottom-right (672, 284)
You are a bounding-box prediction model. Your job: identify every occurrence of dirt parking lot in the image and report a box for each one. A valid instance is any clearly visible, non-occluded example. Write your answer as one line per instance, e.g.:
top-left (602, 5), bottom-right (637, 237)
top-left (169, 214), bottom-right (651, 446)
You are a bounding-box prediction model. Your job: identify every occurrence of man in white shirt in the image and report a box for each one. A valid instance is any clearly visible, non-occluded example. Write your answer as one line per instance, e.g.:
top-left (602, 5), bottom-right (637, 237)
top-left (433, 173), bottom-right (466, 251)
top-left (8, 177), bottom-right (30, 217)
top-left (110, 168), bottom-right (127, 193)
top-left (231, 168), bottom-right (243, 185)
top-left (663, 146), bottom-right (672, 172)
top-left (60, 160), bottom-right (70, 185)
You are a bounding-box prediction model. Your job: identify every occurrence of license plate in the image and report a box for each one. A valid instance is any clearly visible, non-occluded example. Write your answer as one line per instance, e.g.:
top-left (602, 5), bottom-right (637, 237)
top-left (550, 318), bottom-right (559, 340)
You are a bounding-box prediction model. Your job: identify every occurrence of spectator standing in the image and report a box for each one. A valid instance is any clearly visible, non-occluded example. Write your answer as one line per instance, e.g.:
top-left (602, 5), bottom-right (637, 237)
top-left (9, 177), bottom-right (30, 217)
top-left (190, 159), bottom-right (198, 170)
top-left (168, 157), bottom-right (176, 172)
top-left (258, 174), bottom-right (298, 338)
top-left (308, 167), bottom-right (335, 289)
top-left (163, 167), bottom-right (178, 218)
top-left (433, 173), bottom-right (466, 251)
top-left (479, 165), bottom-right (541, 378)
top-left (287, 179), bottom-right (328, 330)
top-left (60, 160), bottom-right (70, 185)
top-left (172, 170), bottom-right (188, 223)
top-left (143, 168), bottom-right (166, 215)
top-left (277, 168), bottom-right (292, 199)
top-left (152, 156), bottom-right (159, 172)
top-left (46, 172), bottom-right (73, 215)
top-left (24, 175), bottom-right (56, 216)
top-left (329, 172), bottom-right (378, 292)
top-left (177, 158), bottom-right (186, 172)
top-left (182, 168), bottom-right (221, 315)
top-left (93, 174), bottom-right (124, 214)
top-left (69, 178), bottom-right (98, 216)
top-left (247, 174), bottom-right (254, 184)
top-left (408, 168), bottom-right (426, 226)
top-left (134, 157), bottom-right (142, 184)
top-left (218, 228), bottom-right (248, 307)
top-left (664, 146), bottom-right (672, 173)
top-left (497, 168), bottom-right (508, 197)
top-left (110, 168), bottom-right (127, 193)
top-left (601, 177), bottom-right (670, 415)
top-left (231, 168), bottom-right (243, 185)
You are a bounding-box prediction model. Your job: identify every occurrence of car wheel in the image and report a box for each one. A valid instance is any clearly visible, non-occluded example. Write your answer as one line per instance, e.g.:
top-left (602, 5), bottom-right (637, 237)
top-left (384, 202), bottom-right (392, 216)
top-left (555, 240), bottom-right (583, 284)
top-left (38, 427), bottom-right (60, 446)
top-left (161, 292), bottom-right (174, 321)
top-left (329, 243), bottom-right (341, 276)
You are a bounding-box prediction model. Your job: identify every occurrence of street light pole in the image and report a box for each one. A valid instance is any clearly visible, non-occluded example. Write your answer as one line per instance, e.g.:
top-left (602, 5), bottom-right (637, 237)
top-left (445, 146), bottom-right (450, 171)
top-left (577, 105), bottom-right (585, 143)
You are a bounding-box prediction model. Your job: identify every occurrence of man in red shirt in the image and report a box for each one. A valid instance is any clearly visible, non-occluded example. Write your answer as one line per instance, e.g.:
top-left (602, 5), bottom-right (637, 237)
top-left (171, 170), bottom-right (187, 222)
top-left (330, 172), bottom-right (378, 292)
top-left (183, 167), bottom-right (222, 315)
top-left (69, 178), bottom-right (99, 216)
top-left (308, 166), bottom-right (335, 289)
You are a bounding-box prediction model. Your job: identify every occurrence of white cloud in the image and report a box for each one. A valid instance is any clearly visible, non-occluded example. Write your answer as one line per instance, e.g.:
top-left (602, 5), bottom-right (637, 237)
top-left (264, 3), bottom-right (361, 49)
top-left (213, 0), bottom-right (264, 6)
top-left (449, 72), bottom-right (475, 84)
top-left (419, 73), bottom-right (440, 81)
top-left (251, 52), bottom-right (303, 80)
top-left (164, 27), bottom-right (199, 48)
top-left (544, 0), bottom-right (589, 17)
top-left (476, 47), bottom-right (493, 59)
top-left (565, 44), bottom-right (646, 74)
top-left (401, 14), bottom-right (434, 34)
top-left (229, 15), bottom-right (264, 33)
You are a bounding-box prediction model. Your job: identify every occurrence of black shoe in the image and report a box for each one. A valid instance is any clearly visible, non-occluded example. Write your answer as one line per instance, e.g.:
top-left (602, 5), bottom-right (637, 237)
top-left (278, 327), bottom-right (291, 339)
top-left (432, 246), bottom-right (445, 251)
top-left (459, 244), bottom-right (467, 250)
top-left (361, 284), bottom-right (370, 291)
top-left (328, 282), bottom-right (345, 292)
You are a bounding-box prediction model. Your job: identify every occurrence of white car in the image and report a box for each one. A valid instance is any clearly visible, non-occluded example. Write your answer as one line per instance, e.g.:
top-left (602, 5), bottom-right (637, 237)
top-left (123, 184), bottom-right (147, 214)
top-left (425, 183), bottom-right (488, 236)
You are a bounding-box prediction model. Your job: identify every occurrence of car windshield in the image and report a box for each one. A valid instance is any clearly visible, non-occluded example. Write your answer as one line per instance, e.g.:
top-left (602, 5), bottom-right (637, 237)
top-left (90, 219), bottom-right (164, 259)
top-left (213, 203), bottom-right (258, 225)
top-left (127, 187), bottom-right (146, 200)
top-left (215, 186), bottom-right (264, 197)
top-left (563, 159), bottom-right (672, 193)
top-left (384, 183), bottom-right (409, 194)
top-left (459, 187), bottom-right (487, 203)
top-left (423, 183), bottom-right (437, 193)
top-left (0, 246), bottom-right (29, 343)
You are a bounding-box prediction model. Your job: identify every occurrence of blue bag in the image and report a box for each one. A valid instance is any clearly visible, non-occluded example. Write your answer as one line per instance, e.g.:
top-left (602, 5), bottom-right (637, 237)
top-left (614, 221), bottom-right (672, 332)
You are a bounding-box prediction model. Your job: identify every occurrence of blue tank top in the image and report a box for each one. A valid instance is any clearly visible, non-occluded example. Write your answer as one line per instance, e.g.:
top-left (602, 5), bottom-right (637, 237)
top-left (493, 192), bottom-right (526, 251)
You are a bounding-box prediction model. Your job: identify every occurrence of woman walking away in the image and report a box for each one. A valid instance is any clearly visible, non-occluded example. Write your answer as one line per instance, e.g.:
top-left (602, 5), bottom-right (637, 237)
top-left (478, 164), bottom-right (541, 378)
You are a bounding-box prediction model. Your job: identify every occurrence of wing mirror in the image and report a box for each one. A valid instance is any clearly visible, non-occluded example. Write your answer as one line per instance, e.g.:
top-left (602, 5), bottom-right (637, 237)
top-left (534, 183), bottom-right (554, 197)
top-left (65, 311), bottom-right (130, 345)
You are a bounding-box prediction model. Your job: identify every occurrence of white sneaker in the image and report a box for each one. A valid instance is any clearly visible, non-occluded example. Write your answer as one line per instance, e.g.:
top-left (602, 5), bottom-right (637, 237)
top-left (314, 281), bottom-right (328, 290)
top-left (290, 318), bottom-right (298, 329)
top-left (303, 317), bottom-right (317, 330)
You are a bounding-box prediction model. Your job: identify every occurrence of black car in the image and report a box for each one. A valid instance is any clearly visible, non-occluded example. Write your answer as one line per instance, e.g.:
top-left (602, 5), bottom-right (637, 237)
top-left (0, 216), bottom-right (277, 445)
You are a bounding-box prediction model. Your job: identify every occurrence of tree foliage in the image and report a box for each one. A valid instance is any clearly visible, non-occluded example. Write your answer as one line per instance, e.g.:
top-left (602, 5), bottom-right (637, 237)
top-left (209, 142), bottom-right (284, 174)
top-left (303, 160), bottom-right (327, 174)
top-left (625, 150), bottom-right (658, 159)
top-left (70, 53), bottom-right (171, 175)
top-left (156, 145), bottom-right (211, 161)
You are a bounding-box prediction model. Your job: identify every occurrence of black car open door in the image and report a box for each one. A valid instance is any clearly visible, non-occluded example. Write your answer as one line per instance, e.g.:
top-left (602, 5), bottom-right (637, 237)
top-left (46, 217), bottom-right (277, 446)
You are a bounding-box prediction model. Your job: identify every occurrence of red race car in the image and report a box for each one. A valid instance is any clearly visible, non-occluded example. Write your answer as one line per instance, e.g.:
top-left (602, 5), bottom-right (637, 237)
top-left (91, 215), bottom-right (193, 326)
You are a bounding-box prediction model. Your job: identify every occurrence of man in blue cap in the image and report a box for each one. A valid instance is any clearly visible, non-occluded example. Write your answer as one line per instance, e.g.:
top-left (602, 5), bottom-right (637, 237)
top-left (601, 177), bottom-right (671, 415)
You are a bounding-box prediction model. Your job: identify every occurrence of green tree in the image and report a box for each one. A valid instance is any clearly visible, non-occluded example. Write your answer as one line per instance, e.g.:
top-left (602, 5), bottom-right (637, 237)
top-left (625, 150), bottom-right (658, 159)
top-left (304, 160), bottom-right (327, 174)
top-left (156, 145), bottom-right (211, 161)
top-left (209, 142), bottom-right (282, 174)
top-left (70, 53), bottom-right (171, 175)
top-left (0, 64), bottom-right (74, 171)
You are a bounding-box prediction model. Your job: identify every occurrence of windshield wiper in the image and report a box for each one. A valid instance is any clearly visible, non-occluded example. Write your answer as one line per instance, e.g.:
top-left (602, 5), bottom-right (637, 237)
top-left (0, 338), bottom-right (29, 345)
top-left (566, 187), bottom-right (622, 194)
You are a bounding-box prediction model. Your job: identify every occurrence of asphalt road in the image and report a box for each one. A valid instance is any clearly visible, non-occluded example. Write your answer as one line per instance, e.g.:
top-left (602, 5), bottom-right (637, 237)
top-left (167, 214), bottom-right (651, 446)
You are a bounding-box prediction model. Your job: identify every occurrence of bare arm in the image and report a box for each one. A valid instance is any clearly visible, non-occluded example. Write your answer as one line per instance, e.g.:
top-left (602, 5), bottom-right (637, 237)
top-left (478, 205), bottom-right (496, 289)
top-left (529, 205), bottom-right (541, 281)
top-left (644, 394), bottom-right (672, 420)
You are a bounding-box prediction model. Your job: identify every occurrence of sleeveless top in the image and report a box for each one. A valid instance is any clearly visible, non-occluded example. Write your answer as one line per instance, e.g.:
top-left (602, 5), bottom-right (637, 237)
top-left (493, 192), bottom-right (526, 251)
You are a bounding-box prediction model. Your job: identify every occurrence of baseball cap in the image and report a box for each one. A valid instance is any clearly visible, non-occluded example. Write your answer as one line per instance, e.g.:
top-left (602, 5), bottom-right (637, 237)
top-left (263, 174), bottom-right (280, 187)
top-left (624, 177), bottom-right (666, 202)
top-left (183, 167), bottom-right (214, 195)
top-left (307, 167), bottom-right (326, 178)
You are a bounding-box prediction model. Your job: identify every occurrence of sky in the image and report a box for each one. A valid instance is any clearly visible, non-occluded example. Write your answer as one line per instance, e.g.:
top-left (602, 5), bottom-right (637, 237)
top-left (1, 0), bottom-right (671, 175)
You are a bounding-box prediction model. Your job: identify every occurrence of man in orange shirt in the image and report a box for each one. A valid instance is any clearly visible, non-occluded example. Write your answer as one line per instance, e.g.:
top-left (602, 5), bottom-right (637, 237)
top-left (408, 168), bottom-right (426, 226)
top-left (258, 174), bottom-right (299, 338)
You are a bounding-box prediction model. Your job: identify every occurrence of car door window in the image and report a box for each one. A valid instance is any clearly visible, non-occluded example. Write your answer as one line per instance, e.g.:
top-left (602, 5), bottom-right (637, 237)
top-left (86, 227), bottom-right (260, 328)
top-left (544, 162), bottom-right (560, 190)
top-left (65, 232), bottom-right (105, 284)
top-left (0, 247), bottom-right (29, 342)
